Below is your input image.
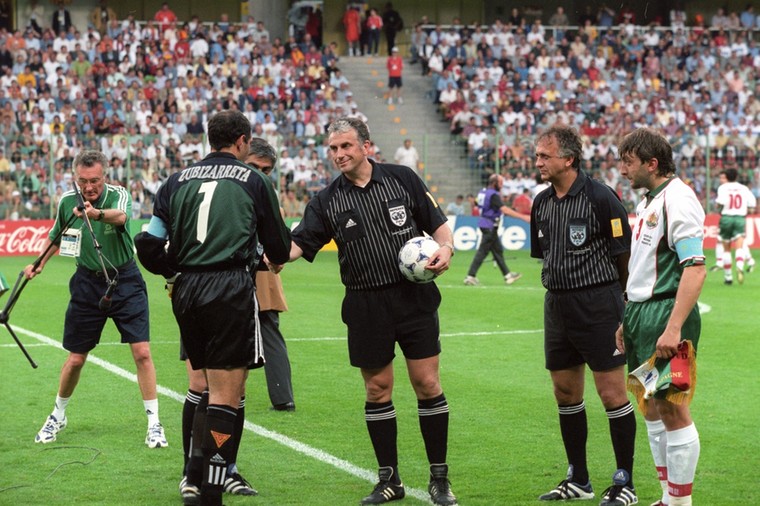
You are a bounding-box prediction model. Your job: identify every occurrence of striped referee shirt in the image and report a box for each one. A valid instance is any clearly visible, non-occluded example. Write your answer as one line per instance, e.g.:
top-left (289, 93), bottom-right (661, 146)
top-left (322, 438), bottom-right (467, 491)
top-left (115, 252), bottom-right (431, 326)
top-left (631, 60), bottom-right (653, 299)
top-left (530, 170), bottom-right (631, 291)
top-left (292, 160), bottom-right (448, 290)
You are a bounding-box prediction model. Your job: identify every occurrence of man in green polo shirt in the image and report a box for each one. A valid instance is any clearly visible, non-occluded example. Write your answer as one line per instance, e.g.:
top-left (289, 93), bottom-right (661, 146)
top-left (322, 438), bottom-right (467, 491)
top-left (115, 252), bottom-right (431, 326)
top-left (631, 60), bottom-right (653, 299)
top-left (24, 149), bottom-right (167, 449)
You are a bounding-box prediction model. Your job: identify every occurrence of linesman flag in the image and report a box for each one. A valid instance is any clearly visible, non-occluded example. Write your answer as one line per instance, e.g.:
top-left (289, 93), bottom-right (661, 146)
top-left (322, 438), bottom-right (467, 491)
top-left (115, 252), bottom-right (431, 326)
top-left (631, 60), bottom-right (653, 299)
top-left (627, 340), bottom-right (697, 413)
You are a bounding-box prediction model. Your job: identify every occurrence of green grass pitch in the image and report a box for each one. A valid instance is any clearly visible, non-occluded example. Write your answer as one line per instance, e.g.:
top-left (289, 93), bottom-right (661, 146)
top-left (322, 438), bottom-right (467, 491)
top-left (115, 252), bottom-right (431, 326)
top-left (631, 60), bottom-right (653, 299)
top-left (0, 250), bottom-right (757, 505)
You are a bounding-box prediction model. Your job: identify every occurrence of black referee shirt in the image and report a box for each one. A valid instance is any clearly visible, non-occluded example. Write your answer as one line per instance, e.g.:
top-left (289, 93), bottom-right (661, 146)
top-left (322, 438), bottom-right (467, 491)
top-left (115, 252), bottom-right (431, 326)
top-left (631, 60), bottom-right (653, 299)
top-left (292, 160), bottom-right (448, 290)
top-left (530, 170), bottom-right (631, 291)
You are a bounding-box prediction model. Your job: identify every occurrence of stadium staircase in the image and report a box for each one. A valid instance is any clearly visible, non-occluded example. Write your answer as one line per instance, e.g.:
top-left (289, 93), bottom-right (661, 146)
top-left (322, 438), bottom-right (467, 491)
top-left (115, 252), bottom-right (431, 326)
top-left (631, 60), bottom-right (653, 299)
top-left (337, 55), bottom-right (480, 205)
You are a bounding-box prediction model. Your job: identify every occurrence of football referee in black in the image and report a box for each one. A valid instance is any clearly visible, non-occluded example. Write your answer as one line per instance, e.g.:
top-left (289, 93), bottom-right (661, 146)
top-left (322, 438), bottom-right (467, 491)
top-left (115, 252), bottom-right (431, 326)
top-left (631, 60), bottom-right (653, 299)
top-left (277, 117), bottom-right (457, 506)
top-left (530, 125), bottom-right (638, 506)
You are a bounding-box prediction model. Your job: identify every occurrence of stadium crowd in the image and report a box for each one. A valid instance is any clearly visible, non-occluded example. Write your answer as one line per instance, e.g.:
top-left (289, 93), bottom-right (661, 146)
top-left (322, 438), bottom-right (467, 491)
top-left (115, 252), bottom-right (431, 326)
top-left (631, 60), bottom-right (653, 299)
top-left (412, 5), bottom-right (760, 210)
top-left (0, 2), bottom-right (366, 221)
top-left (1, 3), bottom-right (760, 221)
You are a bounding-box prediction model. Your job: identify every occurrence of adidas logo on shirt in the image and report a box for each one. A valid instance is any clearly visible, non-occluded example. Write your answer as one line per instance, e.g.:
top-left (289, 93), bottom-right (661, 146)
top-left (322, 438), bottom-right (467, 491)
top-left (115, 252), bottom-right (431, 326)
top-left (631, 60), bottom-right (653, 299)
top-left (346, 219), bottom-right (357, 228)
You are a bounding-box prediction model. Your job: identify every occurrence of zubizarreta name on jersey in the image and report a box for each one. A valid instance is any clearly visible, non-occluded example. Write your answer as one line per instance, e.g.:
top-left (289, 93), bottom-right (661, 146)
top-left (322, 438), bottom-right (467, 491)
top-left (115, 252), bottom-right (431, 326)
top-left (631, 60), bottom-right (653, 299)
top-left (178, 164), bottom-right (252, 182)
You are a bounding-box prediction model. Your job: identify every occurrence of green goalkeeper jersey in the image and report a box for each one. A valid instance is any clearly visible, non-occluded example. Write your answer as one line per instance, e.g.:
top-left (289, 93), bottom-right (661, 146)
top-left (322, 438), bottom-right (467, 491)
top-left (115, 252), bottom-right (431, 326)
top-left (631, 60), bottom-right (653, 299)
top-left (152, 152), bottom-right (291, 270)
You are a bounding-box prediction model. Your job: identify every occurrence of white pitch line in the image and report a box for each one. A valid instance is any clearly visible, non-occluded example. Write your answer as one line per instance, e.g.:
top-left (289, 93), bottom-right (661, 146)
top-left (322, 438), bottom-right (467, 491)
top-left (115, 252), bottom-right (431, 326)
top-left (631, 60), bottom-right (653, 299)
top-left (9, 326), bottom-right (432, 503)
top-left (2, 328), bottom-right (544, 348)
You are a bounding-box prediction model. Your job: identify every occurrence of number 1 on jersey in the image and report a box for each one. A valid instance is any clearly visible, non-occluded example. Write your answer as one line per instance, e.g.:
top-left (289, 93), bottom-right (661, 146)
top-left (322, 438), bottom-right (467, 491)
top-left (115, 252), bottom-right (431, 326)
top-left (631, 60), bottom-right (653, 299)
top-left (197, 181), bottom-right (218, 243)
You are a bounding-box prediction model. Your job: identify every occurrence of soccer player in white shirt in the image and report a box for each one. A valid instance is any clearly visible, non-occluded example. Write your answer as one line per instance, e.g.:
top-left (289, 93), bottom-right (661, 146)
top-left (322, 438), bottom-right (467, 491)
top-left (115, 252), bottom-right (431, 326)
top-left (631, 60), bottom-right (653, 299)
top-left (616, 128), bottom-right (705, 506)
top-left (715, 168), bottom-right (757, 284)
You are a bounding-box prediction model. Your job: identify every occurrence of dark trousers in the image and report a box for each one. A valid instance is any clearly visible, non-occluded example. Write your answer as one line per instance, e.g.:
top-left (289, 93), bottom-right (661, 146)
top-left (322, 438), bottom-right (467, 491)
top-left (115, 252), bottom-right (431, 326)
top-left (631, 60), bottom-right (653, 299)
top-left (261, 311), bottom-right (294, 406)
top-left (467, 227), bottom-right (510, 277)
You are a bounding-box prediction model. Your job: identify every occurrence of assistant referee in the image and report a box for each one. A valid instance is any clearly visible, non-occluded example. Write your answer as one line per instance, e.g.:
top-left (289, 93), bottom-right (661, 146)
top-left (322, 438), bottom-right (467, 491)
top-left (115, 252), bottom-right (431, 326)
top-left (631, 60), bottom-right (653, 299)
top-left (283, 117), bottom-right (458, 506)
top-left (530, 125), bottom-right (638, 505)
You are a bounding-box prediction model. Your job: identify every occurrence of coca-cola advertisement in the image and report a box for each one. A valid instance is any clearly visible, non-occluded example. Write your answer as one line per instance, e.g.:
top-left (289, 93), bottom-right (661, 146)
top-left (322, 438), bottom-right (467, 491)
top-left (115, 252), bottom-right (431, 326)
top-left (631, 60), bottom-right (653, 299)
top-left (0, 221), bottom-right (54, 256)
top-left (0, 216), bottom-right (753, 257)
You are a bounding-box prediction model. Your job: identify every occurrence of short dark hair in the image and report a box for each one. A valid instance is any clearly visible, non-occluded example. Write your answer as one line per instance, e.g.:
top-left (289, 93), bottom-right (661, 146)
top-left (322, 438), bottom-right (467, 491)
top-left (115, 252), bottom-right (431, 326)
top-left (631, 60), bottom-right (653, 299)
top-left (723, 168), bottom-right (738, 182)
top-left (536, 125), bottom-right (583, 169)
top-left (328, 116), bottom-right (371, 144)
top-left (207, 110), bottom-right (251, 151)
top-left (618, 128), bottom-right (675, 177)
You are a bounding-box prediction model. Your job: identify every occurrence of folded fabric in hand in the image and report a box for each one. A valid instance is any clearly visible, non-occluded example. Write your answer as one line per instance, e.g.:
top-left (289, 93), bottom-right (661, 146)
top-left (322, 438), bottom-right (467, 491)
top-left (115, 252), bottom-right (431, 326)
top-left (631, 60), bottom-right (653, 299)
top-left (627, 340), bottom-right (696, 412)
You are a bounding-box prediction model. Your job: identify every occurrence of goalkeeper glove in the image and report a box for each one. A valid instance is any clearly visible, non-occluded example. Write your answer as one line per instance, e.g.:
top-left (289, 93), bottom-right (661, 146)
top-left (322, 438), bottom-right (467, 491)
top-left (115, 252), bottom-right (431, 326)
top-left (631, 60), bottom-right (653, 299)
top-left (165, 273), bottom-right (179, 299)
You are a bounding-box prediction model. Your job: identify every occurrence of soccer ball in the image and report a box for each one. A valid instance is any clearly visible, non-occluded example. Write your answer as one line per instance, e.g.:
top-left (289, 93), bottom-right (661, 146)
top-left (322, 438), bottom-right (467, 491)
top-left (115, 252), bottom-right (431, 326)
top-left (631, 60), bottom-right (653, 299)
top-left (398, 236), bottom-right (440, 283)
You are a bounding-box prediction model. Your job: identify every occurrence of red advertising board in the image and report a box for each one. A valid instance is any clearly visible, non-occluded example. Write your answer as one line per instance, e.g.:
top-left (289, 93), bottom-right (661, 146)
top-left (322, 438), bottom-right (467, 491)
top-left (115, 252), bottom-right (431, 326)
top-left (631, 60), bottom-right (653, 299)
top-left (0, 220), bottom-right (55, 256)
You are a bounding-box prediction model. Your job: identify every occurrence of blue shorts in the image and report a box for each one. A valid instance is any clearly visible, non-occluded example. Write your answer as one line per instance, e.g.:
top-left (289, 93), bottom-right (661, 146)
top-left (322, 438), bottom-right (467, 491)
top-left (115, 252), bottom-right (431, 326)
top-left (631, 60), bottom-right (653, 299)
top-left (63, 261), bottom-right (150, 354)
top-left (342, 282), bottom-right (442, 369)
top-left (544, 283), bottom-right (626, 372)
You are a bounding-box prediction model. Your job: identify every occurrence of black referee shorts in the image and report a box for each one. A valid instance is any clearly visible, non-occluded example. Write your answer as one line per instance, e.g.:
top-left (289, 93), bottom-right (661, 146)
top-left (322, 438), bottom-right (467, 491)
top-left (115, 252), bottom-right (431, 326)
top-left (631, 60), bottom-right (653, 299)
top-left (63, 261), bottom-right (149, 354)
top-left (172, 269), bottom-right (261, 370)
top-left (342, 282), bottom-right (442, 369)
top-left (543, 283), bottom-right (626, 372)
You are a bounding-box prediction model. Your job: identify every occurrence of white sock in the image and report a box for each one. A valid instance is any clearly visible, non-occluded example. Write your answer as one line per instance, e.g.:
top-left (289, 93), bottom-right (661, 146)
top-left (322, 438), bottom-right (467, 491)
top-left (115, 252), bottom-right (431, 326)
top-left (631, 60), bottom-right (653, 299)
top-left (736, 251), bottom-right (745, 272)
top-left (646, 419), bottom-right (669, 504)
top-left (667, 423), bottom-right (700, 505)
top-left (714, 242), bottom-right (724, 266)
top-left (744, 246), bottom-right (754, 265)
top-left (53, 395), bottom-right (70, 420)
top-left (144, 399), bottom-right (160, 426)
top-left (722, 252), bottom-right (732, 277)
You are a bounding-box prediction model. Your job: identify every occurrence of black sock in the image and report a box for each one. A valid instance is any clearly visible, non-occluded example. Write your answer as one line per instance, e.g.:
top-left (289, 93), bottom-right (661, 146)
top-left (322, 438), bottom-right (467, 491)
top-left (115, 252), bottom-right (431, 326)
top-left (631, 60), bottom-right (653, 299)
top-left (365, 401), bottom-right (399, 482)
top-left (559, 401), bottom-right (588, 485)
top-left (201, 404), bottom-right (238, 506)
top-left (607, 401), bottom-right (636, 488)
top-left (418, 393), bottom-right (449, 465)
top-left (187, 391), bottom-right (209, 487)
top-left (182, 389), bottom-right (202, 473)
top-left (227, 396), bottom-right (245, 473)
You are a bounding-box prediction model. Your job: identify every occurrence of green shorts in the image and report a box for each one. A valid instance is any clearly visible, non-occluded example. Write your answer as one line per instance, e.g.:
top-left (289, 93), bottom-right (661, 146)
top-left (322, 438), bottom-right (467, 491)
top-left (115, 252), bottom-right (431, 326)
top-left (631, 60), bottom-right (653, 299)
top-left (622, 298), bottom-right (701, 371)
top-left (718, 215), bottom-right (746, 242)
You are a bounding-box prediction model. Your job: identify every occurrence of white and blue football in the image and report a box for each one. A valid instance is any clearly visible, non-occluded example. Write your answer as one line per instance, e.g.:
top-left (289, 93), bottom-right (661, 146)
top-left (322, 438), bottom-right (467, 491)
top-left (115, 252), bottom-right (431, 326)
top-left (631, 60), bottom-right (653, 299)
top-left (398, 236), bottom-right (440, 283)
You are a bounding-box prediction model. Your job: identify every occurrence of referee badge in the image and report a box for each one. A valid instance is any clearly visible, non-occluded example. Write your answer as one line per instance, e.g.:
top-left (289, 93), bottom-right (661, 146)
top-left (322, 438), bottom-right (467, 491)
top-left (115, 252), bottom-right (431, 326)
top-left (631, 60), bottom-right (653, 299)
top-left (568, 222), bottom-right (587, 247)
top-left (611, 218), bottom-right (623, 237)
top-left (388, 205), bottom-right (408, 227)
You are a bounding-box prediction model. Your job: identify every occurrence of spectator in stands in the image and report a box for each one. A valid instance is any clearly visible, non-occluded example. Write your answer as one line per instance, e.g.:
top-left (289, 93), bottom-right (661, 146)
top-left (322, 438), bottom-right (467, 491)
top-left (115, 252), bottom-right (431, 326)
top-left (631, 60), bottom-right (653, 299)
top-left (154, 2), bottom-right (177, 34)
top-left (445, 195), bottom-right (465, 216)
top-left (281, 188), bottom-right (304, 218)
top-left (365, 8), bottom-right (383, 57)
top-left (394, 139), bottom-right (419, 170)
top-left (51, 1), bottom-right (72, 36)
top-left (511, 187), bottom-right (533, 214)
top-left (90, 1), bottom-right (117, 36)
top-left (409, 24), bottom-right (426, 65)
top-left (549, 6), bottom-right (570, 39)
top-left (386, 46), bottom-right (404, 104)
top-left (382, 2), bottom-right (403, 56)
top-left (342, 6), bottom-right (361, 57)
top-left (0, 0), bottom-right (10, 31)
